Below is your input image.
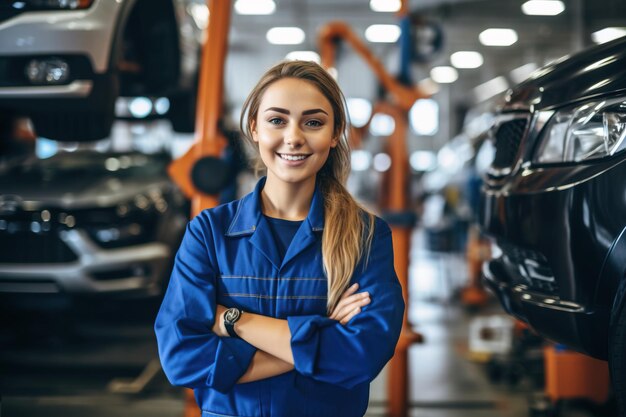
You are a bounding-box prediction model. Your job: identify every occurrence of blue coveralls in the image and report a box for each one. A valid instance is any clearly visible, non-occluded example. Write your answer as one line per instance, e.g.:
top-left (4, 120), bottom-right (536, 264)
top-left (155, 177), bottom-right (405, 417)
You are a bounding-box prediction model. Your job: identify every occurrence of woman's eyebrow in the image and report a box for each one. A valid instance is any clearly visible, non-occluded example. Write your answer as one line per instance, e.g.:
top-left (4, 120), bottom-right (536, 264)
top-left (302, 108), bottom-right (328, 116)
top-left (264, 107), bottom-right (328, 116)
top-left (265, 107), bottom-right (290, 114)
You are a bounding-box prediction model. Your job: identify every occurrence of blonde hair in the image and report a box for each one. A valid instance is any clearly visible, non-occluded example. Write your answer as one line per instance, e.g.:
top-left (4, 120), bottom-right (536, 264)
top-left (240, 60), bottom-right (375, 313)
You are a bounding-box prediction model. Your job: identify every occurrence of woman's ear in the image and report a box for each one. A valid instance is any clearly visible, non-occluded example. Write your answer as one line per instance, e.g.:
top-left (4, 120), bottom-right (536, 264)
top-left (250, 120), bottom-right (259, 143)
top-left (330, 136), bottom-right (339, 148)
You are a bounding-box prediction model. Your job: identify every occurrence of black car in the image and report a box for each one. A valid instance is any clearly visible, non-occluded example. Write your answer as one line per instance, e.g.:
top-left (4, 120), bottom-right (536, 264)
top-left (479, 36), bottom-right (626, 410)
top-left (0, 149), bottom-right (188, 308)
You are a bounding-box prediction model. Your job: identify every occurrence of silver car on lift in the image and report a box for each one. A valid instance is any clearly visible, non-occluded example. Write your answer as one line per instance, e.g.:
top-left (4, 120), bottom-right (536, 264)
top-left (0, 149), bottom-right (189, 308)
top-left (0, 0), bottom-right (206, 141)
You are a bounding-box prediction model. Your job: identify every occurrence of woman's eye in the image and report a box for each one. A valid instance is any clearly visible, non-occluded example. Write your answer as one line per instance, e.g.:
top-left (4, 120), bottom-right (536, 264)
top-left (268, 118), bottom-right (284, 125)
top-left (306, 120), bottom-right (322, 127)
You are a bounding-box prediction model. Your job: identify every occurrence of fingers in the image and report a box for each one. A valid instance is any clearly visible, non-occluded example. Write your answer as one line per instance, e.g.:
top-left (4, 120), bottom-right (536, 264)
top-left (330, 291), bottom-right (370, 322)
top-left (340, 283), bottom-right (359, 300)
top-left (340, 307), bottom-right (362, 325)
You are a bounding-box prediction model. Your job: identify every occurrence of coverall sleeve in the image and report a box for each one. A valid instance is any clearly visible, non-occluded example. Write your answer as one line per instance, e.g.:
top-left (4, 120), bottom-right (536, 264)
top-left (287, 219), bottom-right (405, 389)
top-left (154, 216), bottom-right (256, 393)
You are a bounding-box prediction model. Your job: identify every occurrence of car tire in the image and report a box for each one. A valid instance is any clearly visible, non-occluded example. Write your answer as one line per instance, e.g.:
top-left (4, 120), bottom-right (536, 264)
top-left (609, 304), bottom-right (626, 416)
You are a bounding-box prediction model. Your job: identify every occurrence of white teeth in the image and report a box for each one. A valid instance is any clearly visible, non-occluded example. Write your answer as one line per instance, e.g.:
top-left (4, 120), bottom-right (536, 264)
top-left (280, 154), bottom-right (307, 161)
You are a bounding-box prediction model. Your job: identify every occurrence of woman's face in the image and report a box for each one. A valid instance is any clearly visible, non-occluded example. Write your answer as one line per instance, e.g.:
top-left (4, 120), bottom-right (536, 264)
top-left (251, 77), bottom-right (337, 189)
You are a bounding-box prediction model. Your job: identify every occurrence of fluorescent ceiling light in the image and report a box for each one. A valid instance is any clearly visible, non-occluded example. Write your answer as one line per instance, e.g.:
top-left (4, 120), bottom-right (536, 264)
top-left (409, 99), bottom-right (439, 136)
top-left (370, 0), bottom-right (401, 12)
top-left (450, 51), bottom-right (484, 69)
top-left (591, 27), bottom-right (626, 44)
top-left (365, 24), bottom-right (401, 43)
top-left (285, 51), bottom-right (320, 63)
top-left (521, 0), bottom-right (565, 16)
top-left (373, 153), bottom-right (392, 172)
top-left (510, 62), bottom-right (538, 83)
top-left (369, 113), bottom-right (396, 136)
top-left (235, 0), bottom-right (275, 15)
top-left (266, 27), bottom-right (305, 45)
top-left (479, 28), bottom-right (518, 46)
top-left (410, 151), bottom-right (437, 172)
top-left (430, 66), bottom-right (458, 84)
top-left (473, 76), bottom-right (509, 103)
top-left (346, 98), bottom-right (373, 128)
top-left (351, 150), bottom-right (372, 172)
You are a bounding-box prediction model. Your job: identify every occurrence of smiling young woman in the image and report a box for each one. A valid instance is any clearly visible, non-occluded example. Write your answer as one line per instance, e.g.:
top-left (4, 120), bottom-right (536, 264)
top-left (155, 60), bottom-right (404, 417)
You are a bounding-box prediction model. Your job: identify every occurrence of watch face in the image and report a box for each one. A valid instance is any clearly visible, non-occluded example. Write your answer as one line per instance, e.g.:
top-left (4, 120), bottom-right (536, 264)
top-left (224, 308), bottom-right (241, 324)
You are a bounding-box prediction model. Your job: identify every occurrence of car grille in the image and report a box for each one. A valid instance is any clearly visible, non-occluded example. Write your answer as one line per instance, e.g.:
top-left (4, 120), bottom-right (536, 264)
top-left (500, 241), bottom-right (559, 294)
top-left (0, 230), bottom-right (77, 263)
top-left (492, 117), bottom-right (529, 170)
top-left (0, 210), bottom-right (78, 264)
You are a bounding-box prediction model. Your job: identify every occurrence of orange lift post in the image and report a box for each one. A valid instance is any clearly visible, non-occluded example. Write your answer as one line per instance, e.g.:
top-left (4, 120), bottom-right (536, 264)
top-left (318, 12), bottom-right (427, 417)
top-left (167, 0), bottom-right (232, 416)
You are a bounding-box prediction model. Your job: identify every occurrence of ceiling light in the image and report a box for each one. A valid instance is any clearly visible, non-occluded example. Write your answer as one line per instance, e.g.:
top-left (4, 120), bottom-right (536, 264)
top-left (430, 66), bottom-right (458, 84)
top-left (479, 28), bottom-right (518, 46)
top-left (351, 150), bottom-right (372, 171)
top-left (369, 113), bottom-right (395, 136)
top-left (373, 153), bottom-right (392, 172)
top-left (591, 27), bottom-right (626, 44)
top-left (365, 24), bottom-right (401, 43)
top-left (450, 51), bottom-right (484, 69)
top-left (234, 0), bottom-right (275, 15)
top-left (409, 99), bottom-right (439, 135)
top-left (410, 151), bottom-right (437, 172)
top-left (346, 98), bottom-right (373, 128)
top-left (266, 27), bottom-right (305, 45)
top-left (521, 0), bottom-right (565, 16)
top-left (370, 0), bottom-right (401, 12)
top-left (285, 51), bottom-right (320, 63)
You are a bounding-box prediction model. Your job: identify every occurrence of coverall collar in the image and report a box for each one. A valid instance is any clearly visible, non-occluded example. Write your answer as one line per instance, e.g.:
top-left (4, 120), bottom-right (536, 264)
top-left (226, 176), bottom-right (325, 270)
top-left (225, 176), bottom-right (325, 237)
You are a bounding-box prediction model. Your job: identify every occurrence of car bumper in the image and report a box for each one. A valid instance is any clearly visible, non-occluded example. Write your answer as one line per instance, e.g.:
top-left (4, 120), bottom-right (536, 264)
top-left (480, 155), bottom-right (626, 359)
top-left (0, 1), bottom-right (124, 73)
top-left (0, 229), bottom-right (171, 296)
top-left (482, 258), bottom-right (609, 359)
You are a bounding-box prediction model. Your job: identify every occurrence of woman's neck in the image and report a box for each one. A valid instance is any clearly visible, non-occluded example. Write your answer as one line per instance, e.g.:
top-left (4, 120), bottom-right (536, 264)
top-left (261, 176), bottom-right (315, 221)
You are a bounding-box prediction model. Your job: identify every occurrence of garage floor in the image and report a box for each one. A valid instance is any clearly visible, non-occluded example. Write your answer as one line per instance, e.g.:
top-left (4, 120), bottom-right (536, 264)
top-left (0, 228), bottom-right (607, 417)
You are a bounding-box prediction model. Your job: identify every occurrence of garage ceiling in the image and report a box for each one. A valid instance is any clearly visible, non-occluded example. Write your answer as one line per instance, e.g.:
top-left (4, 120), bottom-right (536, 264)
top-left (224, 0), bottom-right (625, 148)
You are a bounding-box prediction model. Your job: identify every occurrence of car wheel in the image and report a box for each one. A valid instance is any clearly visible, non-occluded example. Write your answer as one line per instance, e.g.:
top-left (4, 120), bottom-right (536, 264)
top-left (609, 304), bottom-right (626, 416)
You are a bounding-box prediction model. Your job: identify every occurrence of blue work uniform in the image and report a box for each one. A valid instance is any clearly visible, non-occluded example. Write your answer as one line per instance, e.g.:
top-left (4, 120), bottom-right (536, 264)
top-left (155, 177), bottom-right (405, 417)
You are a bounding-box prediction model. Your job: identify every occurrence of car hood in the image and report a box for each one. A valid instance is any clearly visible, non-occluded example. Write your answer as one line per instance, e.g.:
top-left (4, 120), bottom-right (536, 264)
top-left (0, 151), bottom-right (173, 209)
top-left (504, 36), bottom-right (626, 111)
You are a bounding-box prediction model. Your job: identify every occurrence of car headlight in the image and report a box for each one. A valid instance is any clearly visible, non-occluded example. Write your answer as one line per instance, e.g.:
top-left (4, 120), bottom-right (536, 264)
top-left (10, 0), bottom-right (94, 11)
top-left (534, 97), bottom-right (626, 164)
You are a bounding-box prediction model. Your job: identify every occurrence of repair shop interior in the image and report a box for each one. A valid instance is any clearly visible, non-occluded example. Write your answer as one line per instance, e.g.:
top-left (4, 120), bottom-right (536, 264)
top-left (1, 0), bottom-right (626, 416)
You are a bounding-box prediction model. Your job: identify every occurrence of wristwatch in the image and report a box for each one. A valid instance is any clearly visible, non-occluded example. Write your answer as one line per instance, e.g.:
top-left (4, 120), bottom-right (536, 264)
top-left (223, 307), bottom-right (243, 339)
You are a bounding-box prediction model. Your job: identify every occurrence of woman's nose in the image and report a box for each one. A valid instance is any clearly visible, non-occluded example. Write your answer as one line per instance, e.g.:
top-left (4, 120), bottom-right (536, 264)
top-left (285, 125), bottom-right (305, 147)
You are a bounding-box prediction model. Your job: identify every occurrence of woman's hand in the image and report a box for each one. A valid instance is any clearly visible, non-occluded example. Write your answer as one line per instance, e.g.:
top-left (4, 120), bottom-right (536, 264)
top-left (329, 283), bottom-right (371, 325)
top-left (212, 304), bottom-right (228, 337)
